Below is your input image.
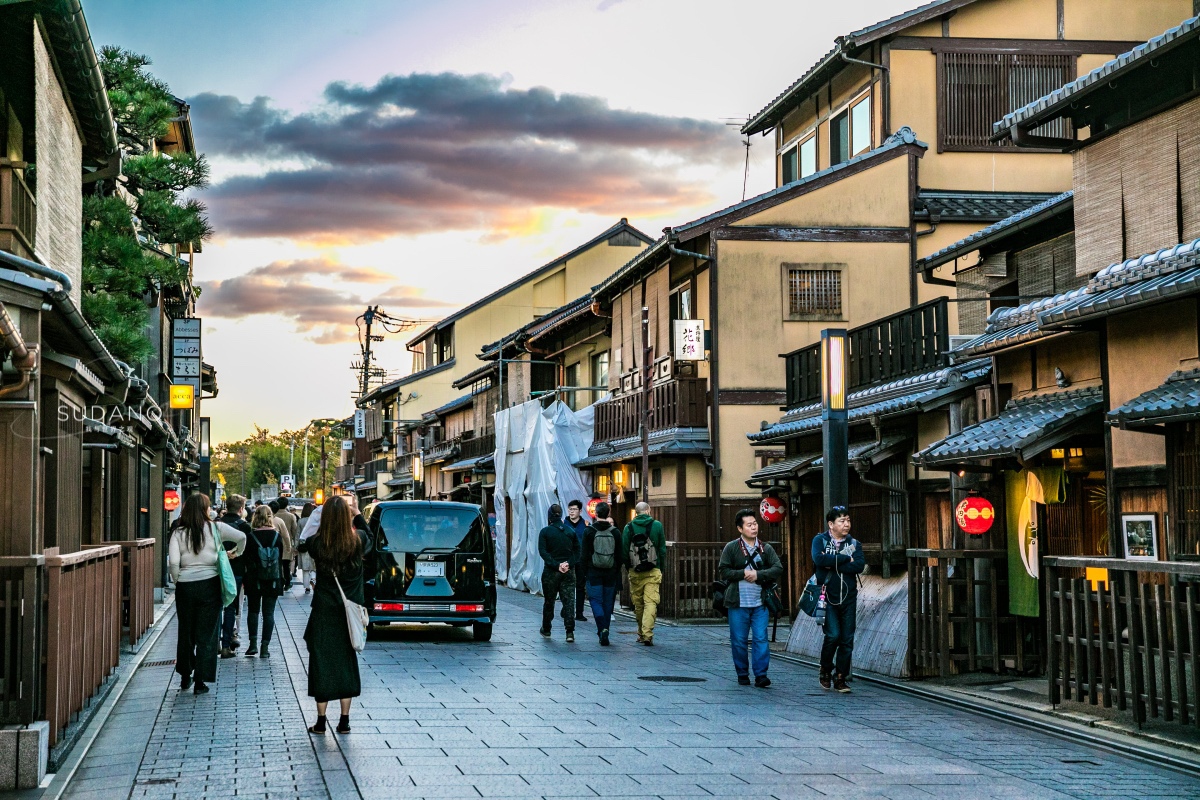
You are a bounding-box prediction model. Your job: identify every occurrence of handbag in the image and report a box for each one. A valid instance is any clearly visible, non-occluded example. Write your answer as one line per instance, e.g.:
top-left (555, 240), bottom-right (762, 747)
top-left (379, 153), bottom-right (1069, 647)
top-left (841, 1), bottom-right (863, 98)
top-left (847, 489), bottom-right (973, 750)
top-left (212, 524), bottom-right (237, 608)
top-left (762, 583), bottom-right (783, 617)
top-left (710, 579), bottom-right (729, 617)
top-left (333, 573), bottom-right (370, 652)
top-left (796, 575), bottom-right (821, 617)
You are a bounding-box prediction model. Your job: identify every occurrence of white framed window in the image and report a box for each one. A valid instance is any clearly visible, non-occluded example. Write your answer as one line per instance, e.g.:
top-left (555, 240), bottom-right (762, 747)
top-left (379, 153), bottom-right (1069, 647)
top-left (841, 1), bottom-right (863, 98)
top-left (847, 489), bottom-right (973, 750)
top-left (830, 92), bottom-right (872, 165)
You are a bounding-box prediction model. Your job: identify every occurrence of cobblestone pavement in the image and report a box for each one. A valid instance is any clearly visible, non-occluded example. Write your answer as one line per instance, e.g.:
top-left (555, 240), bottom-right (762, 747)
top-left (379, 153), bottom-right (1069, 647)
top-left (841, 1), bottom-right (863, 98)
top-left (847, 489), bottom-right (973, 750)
top-left (60, 584), bottom-right (1200, 800)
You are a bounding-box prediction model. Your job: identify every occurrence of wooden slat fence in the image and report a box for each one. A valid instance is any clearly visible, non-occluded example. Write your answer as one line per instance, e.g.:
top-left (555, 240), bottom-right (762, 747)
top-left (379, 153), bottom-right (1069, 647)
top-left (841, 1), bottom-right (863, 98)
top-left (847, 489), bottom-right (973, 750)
top-left (0, 555), bottom-right (45, 726)
top-left (1045, 556), bottom-right (1200, 727)
top-left (631, 541), bottom-right (781, 620)
top-left (86, 539), bottom-right (156, 647)
top-left (907, 548), bottom-right (1035, 678)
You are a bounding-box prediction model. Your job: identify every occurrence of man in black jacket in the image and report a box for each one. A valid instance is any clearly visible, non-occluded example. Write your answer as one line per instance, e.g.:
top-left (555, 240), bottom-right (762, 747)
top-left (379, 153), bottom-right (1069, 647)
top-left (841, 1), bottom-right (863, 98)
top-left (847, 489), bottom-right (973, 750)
top-left (219, 494), bottom-right (254, 658)
top-left (538, 504), bottom-right (579, 642)
top-left (580, 502), bottom-right (622, 645)
top-left (812, 506), bottom-right (865, 693)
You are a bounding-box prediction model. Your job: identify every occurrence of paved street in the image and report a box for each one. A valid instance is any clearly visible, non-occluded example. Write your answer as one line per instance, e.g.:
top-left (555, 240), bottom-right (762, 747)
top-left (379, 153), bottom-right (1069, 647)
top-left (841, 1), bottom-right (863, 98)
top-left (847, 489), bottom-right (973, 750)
top-left (58, 586), bottom-right (1200, 800)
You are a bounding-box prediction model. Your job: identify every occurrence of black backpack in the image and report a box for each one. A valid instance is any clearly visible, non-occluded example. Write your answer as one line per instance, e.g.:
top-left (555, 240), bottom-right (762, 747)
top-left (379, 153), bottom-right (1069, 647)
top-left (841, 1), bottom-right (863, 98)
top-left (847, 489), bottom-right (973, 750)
top-left (626, 526), bottom-right (658, 572)
top-left (253, 530), bottom-right (283, 590)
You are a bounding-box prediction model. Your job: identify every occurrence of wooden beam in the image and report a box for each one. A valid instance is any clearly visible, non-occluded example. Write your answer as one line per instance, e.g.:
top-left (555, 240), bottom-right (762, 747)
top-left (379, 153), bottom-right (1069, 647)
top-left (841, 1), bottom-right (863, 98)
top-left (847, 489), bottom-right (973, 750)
top-left (889, 36), bottom-right (1144, 54)
top-left (714, 226), bottom-right (909, 243)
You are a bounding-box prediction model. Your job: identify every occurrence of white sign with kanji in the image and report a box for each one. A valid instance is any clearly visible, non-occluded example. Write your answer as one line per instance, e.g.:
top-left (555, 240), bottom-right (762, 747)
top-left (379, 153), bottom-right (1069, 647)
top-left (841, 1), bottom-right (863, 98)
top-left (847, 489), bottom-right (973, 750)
top-left (673, 319), bottom-right (705, 361)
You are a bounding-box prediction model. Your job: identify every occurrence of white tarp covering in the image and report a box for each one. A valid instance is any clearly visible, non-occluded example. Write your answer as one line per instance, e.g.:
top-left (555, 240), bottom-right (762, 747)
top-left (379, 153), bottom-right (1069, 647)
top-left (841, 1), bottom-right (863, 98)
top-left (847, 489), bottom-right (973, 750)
top-left (492, 399), bottom-right (595, 595)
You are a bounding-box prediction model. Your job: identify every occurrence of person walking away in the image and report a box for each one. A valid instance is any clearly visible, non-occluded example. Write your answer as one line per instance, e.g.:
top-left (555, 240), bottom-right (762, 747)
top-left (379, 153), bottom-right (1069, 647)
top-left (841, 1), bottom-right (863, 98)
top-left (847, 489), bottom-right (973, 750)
top-left (274, 496), bottom-right (299, 585)
top-left (243, 505), bottom-right (289, 657)
top-left (537, 504), bottom-right (579, 642)
top-left (580, 502), bottom-right (621, 645)
top-left (296, 502), bottom-right (316, 593)
top-left (719, 509), bottom-right (783, 687)
top-left (297, 495), bottom-right (370, 734)
top-left (169, 493), bottom-right (246, 694)
top-left (622, 501), bottom-right (666, 645)
top-left (218, 495), bottom-right (253, 657)
top-left (813, 506), bottom-right (865, 693)
top-left (562, 499), bottom-right (592, 622)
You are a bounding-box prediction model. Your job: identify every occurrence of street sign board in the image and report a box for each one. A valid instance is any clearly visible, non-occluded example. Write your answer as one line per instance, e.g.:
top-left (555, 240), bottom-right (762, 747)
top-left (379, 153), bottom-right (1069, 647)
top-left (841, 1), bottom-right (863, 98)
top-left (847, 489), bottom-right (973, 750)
top-left (353, 409), bottom-right (366, 438)
top-left (171, 317), bottom-right (202, 390)
top-left (342, 439), bottom-right (354, 450)
top-left (169, 384), bottom-right (194, 408)
top-left (171, 318), bottom-right (201, 338)
top-left (673, 319), bottom-right (705, 361)
top-left (280, 474), bottom-right (295, 494)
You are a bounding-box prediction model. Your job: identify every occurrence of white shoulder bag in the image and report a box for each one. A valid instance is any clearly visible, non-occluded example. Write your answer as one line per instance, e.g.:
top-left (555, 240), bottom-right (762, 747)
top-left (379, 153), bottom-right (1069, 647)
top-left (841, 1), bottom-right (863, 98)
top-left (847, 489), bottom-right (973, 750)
top-left (333, 573), bottom-right (370, 652)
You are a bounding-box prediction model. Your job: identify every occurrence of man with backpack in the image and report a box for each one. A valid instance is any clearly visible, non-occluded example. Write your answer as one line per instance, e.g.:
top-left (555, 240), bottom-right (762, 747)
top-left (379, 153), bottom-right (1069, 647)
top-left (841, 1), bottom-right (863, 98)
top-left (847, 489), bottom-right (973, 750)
top-left (580, 502), bottom-right (621, 645)
top-left (718, 509), bottom-right (783, 687)
top-left (622, 501), bottom-right (667, 646)
top-left (538, 504), bottom-right (580, 642)
top-left (562, 500), bottom-right (592, 622)
top-left (813, 506), bottom-right (865, 693)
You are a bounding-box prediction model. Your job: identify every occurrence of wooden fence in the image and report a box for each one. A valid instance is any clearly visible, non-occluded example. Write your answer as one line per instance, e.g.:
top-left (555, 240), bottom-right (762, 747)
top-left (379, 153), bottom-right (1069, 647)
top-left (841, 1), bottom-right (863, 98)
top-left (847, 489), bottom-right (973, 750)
top-left (1044, 556), bottom-right (1200, 726)
top-left (0, 555), bottom-right (45, 726)
top-left (907, 548), bottom-right (1036, 678)
top-left (86, 539), bottom-right (156, 647)
top-left (621, 541), bottom-right (781, 620)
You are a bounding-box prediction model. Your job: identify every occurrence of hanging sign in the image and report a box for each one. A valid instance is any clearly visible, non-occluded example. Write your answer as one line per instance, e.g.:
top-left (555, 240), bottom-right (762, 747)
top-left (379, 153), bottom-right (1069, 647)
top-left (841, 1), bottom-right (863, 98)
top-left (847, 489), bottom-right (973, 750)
top-left (673, 319), bottom-right (705, 361)
top-left (354, 409), bottom-right (366, 438)
top-left (171, 318), bottom-right (202, 390)
top-left (759, 495), bottom-right (786, 523)
top-left (956, 495), bottom-right (995, 535)
top-left (163, 488), bottom-right (181, 511)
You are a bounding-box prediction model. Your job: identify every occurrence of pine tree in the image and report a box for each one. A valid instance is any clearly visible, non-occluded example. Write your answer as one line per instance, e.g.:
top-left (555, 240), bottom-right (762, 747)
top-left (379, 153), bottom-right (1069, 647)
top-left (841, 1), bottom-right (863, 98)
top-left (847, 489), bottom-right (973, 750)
top-left (80, 47), bottom-right (212, 364)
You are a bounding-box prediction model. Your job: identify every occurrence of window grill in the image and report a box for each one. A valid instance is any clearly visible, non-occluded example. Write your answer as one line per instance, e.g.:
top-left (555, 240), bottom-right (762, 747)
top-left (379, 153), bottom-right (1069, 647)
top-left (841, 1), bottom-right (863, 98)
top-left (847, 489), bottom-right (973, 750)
top-left (940, 52), bottom-right (1074, 150)
top-left (788, 269), bottom-right (841, 317)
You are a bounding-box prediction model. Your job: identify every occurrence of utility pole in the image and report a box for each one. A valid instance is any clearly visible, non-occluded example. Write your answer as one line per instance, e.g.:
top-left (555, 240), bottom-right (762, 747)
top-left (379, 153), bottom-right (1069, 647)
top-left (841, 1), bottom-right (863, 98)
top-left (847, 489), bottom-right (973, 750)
top-left (640, 305), bottom-right (651, 503)
top-left (359, 305), bottom-right (376, 399)
top-left (289, 435), bottom-right (295, 479)
top-left (320, 434), bottom-right (327, 497)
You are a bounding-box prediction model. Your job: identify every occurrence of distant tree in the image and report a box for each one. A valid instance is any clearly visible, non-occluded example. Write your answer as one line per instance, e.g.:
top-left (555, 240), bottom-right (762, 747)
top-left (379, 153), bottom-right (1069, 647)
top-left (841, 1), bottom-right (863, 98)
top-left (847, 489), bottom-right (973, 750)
top-left (212, 422), bottom-right (344, 496)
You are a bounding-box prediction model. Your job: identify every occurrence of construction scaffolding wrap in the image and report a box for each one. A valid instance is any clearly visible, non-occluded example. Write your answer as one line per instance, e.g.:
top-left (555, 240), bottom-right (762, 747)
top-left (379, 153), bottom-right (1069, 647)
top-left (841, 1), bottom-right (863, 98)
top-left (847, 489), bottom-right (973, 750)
top-left (493, 399), bottom-right (596, 595)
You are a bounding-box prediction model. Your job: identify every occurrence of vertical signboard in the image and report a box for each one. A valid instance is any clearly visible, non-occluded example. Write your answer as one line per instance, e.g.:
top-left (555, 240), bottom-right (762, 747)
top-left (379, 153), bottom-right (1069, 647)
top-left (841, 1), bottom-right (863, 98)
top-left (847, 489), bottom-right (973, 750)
top-left (171, 318), bottom-right (202, 396)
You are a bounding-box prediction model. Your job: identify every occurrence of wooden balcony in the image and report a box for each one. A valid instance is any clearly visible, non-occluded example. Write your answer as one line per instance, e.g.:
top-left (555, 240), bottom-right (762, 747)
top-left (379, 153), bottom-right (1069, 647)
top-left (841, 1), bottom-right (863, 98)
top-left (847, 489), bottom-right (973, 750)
top-left (392, 451), bottom-right (415, 479)
top-left (362, 457), bottom-right (389, 484)
top-left (459, 432), bottom-right (495, 461)
top-left (0, 159), bottom-right (35, 259)
top-left (593, 377), bottom-right (707, 444)
top-left (784, 298), bottom-right (950, 409)
top-left (334, 463), bottom-right (357, 483)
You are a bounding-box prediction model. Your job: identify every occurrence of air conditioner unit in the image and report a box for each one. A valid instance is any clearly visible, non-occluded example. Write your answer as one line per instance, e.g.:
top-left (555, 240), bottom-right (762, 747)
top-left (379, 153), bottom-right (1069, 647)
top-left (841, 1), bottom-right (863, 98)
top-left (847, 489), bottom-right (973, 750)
top-left (947, 334), bottom-right (977, 353)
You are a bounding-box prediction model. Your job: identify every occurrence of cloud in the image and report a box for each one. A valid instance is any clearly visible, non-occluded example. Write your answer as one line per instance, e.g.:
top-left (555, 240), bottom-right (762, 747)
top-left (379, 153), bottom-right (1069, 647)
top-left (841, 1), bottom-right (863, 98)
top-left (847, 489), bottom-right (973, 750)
top-left (197, 258), bottom-right (456, 343)
top-left (189, 73), bottom-right (739, 240)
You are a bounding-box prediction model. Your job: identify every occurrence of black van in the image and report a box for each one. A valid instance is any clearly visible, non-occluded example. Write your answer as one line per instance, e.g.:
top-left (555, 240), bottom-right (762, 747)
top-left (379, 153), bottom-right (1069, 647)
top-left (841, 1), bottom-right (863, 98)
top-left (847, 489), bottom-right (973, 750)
top-left (364, 501), bottom-right (497, 641)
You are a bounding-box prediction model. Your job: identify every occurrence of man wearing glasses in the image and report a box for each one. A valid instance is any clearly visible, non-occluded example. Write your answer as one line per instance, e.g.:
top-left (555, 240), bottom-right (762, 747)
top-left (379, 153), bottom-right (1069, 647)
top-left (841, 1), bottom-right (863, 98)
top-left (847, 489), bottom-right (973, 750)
top-left (812, 506), bottom-right (864, 692)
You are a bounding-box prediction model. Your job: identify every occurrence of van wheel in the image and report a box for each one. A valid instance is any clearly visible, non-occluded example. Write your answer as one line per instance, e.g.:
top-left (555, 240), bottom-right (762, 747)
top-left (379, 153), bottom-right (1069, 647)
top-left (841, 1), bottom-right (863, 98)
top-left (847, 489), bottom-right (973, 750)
top-left (472, 622), bottom-right (493, 642)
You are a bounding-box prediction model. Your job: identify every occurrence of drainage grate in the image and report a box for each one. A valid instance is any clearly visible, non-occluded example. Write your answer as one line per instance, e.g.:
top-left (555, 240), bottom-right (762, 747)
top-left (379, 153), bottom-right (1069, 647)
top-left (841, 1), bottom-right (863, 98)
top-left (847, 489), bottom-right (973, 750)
top-left (140, 659), bottom-right (176, 668)
top-left (638, 675), bottom-right (707, 683)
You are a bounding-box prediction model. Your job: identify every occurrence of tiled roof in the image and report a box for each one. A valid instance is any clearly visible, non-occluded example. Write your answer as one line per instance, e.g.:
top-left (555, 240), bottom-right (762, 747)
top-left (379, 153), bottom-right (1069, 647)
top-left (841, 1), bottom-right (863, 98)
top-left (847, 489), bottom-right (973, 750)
top-left (424, 388), bottom-right (483, 419)
top-left (441, 454), bottom-right (493, 473)
top-left (591, 237), bottom-right (669, 300)
top-left (742, 0), bottom-right (980, 135)
top-left (747, 434), bottom-right (909, 483)
top-left (995, 15), bottom-right (1200, 137)
top-left (749, 360), bottom-right (989, 444)
top-left (573, 437), bottom-right (711, 468)
top-left (916, 190), bottom-right (1064, 223)
top-left (949, 320), bottom-right (1063, 361)
top-left (672, 128), bottom-right (924, 240)
top-left (1109, 369), bottom-right (1200, 428)
top-left (747, 452), bottom-right (821, 482)
top-left (451, 360), bottom-right (498, 390)
top-left (918, 191), bottom-right (1073, 270)
top-left (1037, 238), bottom-right (1200, 328)
top-left (912, 387), bottom-right (1103, 466)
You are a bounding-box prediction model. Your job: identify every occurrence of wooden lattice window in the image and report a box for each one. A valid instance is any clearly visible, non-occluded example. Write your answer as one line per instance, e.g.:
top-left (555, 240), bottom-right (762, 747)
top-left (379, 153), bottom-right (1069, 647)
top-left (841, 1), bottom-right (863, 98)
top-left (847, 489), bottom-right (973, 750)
top-left (1170, 422), bottom-right (1200, 558)
top-left (785, 266), bottom-right (842, 319)
top-left (939, 52), bottom-right (1074, 151)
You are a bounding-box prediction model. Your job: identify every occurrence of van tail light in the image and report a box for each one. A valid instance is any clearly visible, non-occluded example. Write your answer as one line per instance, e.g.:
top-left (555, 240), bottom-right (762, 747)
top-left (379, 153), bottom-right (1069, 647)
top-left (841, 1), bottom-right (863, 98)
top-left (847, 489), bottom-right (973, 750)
top-left (455, 604), bottom-right (484, 613)
top-left (375, 603), bottom-right (406, 611)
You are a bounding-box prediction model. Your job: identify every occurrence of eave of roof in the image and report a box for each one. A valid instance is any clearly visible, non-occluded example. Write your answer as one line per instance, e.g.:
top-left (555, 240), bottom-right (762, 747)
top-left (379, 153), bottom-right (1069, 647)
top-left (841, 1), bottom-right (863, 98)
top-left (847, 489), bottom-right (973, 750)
top-left (405, 219), bottom-right (651, 348)
top-left (451, 360), bottom-right (498, 390)
top-left (918, 191), bottom-right (1073, 271)
top-left (995, 15), bottom-right (1200, 139)
top-left (742, 0), bottom-right (980, 135)
top-left (358, 358), bottom-right (457, 406)
top-left (480, 292), bottom-right (596, 357)
top-left (1109, 369), bottom-right (1200, 428)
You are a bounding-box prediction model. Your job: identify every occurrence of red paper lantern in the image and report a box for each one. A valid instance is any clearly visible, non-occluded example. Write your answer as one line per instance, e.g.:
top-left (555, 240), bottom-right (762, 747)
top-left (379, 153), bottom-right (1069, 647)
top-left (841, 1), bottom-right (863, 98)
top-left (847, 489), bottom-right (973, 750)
top-left (759, 496), bottom-right (786, 524)
top-left (955, 495), bottom-right (995, 535)
top-left (164, 489), bottom-right (181, 512)
top-left (587, 498), bottom-right (602, 519)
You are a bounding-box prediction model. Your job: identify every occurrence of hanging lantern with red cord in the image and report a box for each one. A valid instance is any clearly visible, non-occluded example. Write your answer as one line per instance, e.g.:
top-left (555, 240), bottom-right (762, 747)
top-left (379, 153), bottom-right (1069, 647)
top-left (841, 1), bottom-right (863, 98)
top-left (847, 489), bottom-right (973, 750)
top-left (163, 489), bottom-right (181, 512)
top-left (955, 494), bottom-right (995, 536)
top-left (759, 495), bottom-right (787, 524)
top-left (586, 497), bottom-right (602, 519)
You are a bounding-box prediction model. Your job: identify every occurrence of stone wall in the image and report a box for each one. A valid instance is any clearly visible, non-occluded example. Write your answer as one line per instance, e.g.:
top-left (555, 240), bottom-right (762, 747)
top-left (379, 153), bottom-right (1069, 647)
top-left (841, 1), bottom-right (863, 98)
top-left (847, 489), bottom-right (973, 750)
top-left (33, 24), bottom-right (83, 304)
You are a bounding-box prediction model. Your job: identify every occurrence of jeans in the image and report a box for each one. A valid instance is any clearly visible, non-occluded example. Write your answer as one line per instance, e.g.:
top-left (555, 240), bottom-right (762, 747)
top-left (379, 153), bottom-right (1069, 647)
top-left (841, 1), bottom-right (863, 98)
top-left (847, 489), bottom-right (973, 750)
top-left (587, 581), bottom-right (618, 634)
top-left (728, 604), bottom-right (770, 678)
top-left (221, 575), bottom-right (244, 648)
top-left (628, 568), bottom-right (662, 640)
top-left (246, 591), bottom-right (278, 645)
top-left (541, 568), bottom-right (576, 633)
top-left (176, 577), bottom-right (222, 683)
top-left (820, 598), bottom-right (858, 677)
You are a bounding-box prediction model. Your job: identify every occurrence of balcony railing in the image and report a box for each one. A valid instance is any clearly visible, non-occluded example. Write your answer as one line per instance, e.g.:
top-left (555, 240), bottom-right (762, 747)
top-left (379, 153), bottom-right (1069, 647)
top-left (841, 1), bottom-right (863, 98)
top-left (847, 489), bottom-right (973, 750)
top-left (334, 463), bottom-right (357, 482)
top-left (460, 432), bottom-right (495, 461)
top-left (393, 451), bottom-right (415, 479)
top-left (0, 159), bottom-right (36, 259)
top-left (362, 457), bottom-right (390, 483)
top-left (593, 377), bottom-right (707, 444)
top-left (784, 298), bottom-right (950, 409)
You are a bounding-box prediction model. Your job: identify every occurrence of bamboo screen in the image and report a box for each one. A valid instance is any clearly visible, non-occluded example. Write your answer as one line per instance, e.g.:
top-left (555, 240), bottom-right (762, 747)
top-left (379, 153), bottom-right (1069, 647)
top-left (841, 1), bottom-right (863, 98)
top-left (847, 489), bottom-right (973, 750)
top-left (1072, 134), bottom-right (1123, 277)
top-left (940, 52), bottom-right (1073, 150)
top-left (1120, 122), bottom-right (1178, 259)
top-left (1176, 97), bottom-right (1200, 242)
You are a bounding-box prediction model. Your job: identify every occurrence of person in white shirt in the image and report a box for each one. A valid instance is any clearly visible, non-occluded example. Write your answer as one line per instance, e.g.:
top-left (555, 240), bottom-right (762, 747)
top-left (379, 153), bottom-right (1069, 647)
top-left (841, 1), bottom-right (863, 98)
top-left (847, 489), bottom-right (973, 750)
top-left (169, 493), bottom-right (246, 694)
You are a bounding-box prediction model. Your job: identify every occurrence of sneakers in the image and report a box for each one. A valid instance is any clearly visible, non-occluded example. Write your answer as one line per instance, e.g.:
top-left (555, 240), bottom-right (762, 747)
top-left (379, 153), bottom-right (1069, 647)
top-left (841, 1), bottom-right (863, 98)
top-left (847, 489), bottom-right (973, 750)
top-left (737, 675), bottom-right (751, 686)
top-left (819, 672), bottom-right (832, 690)
top-left (642, 638), bottom-right (654, 646)
top-left (219, 647), bottom-right (235, 659)
top-left (755, 675), bottom-right (771, 689)
top-left (193, 681), bottom-right (210, 694)
top-left (245, 642), bottom-right (259, 656)
top-left (834, 674), bottom-right (852, 693)
top-left (566, 631), bottom-right (575, 643)
top-left (539, 627), bottom-right (551, 637)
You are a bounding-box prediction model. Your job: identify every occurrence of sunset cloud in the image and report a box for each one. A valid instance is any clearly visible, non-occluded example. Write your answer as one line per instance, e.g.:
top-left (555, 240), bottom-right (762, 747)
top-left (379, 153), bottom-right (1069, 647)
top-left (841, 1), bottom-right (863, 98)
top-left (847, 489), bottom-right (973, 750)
top-left (190, 72), bottom-right (739, 240)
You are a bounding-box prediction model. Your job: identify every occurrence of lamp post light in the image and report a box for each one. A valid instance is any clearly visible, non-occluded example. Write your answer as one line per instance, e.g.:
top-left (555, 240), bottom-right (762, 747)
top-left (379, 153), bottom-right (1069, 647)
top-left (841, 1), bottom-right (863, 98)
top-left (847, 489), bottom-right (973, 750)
top-left (821, 328), bottom-right (848, 512)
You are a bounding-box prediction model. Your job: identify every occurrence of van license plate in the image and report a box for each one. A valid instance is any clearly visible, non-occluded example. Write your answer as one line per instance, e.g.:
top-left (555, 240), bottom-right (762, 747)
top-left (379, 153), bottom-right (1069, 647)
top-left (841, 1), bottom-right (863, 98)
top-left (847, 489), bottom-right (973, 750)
top-left (415, 562), bottom-right (445, 577)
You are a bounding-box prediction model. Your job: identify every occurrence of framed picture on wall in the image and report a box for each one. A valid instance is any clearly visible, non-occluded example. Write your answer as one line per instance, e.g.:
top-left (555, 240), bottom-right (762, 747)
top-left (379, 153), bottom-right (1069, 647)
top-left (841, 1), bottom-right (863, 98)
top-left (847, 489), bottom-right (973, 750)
top-left (1122, 513), bottom-right (1158, 561)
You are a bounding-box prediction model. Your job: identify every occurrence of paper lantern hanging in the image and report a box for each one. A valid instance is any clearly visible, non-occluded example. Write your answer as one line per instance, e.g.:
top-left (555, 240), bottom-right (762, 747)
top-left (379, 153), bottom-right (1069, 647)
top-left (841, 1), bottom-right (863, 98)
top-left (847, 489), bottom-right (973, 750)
top-left (955, 495), bottom-right (995, 535)
top-left (163, 489), bottom-right (181, 512)
top-left (587, 497), bottom-right (602, 519)
top-left (759, 495), bottom-right (786, 524)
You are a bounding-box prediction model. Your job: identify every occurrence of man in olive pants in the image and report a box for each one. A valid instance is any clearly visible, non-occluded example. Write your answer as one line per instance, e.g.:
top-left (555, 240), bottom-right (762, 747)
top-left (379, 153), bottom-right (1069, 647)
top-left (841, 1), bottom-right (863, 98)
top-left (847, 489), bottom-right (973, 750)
top-left (622, 502), bottom-right (667, 645)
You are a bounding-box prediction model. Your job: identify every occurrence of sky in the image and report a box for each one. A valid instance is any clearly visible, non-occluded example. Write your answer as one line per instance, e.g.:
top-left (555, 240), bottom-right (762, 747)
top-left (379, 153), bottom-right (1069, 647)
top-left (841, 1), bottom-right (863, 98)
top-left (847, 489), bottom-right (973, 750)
top-left (86, 0), bottom-right (909, 446)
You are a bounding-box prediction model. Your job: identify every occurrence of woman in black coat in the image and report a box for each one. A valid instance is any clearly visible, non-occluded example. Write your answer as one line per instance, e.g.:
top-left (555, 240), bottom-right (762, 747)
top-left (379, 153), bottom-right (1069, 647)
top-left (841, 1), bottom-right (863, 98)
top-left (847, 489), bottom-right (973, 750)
top-left (297, 494), bottom-right (370, 734)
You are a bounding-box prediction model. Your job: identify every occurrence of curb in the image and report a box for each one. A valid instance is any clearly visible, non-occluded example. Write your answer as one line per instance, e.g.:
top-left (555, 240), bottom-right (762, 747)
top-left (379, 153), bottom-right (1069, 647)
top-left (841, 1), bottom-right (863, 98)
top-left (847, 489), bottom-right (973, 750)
top-left (770, 650), bottom-right (1200, 779)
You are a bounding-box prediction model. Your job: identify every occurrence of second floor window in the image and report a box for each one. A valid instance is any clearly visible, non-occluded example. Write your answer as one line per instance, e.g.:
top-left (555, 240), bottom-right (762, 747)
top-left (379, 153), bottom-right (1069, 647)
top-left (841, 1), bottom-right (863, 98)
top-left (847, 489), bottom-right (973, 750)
top-left (830, 95), bottom-right (871, 165)
top-left (434, 324), bottom-right (454, 365)
top-left (785, 266), bottom-right (842, 319)
top-left (782, 146), bottom-right (798, 184)
top-left (940, 52), bottom-right (1074, 150)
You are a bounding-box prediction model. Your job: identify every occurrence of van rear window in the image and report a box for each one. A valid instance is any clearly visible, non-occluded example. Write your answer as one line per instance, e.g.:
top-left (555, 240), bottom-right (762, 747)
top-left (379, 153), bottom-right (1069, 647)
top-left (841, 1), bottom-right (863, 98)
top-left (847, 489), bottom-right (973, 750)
top-left (377, 507), bottom-right (485, 553)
